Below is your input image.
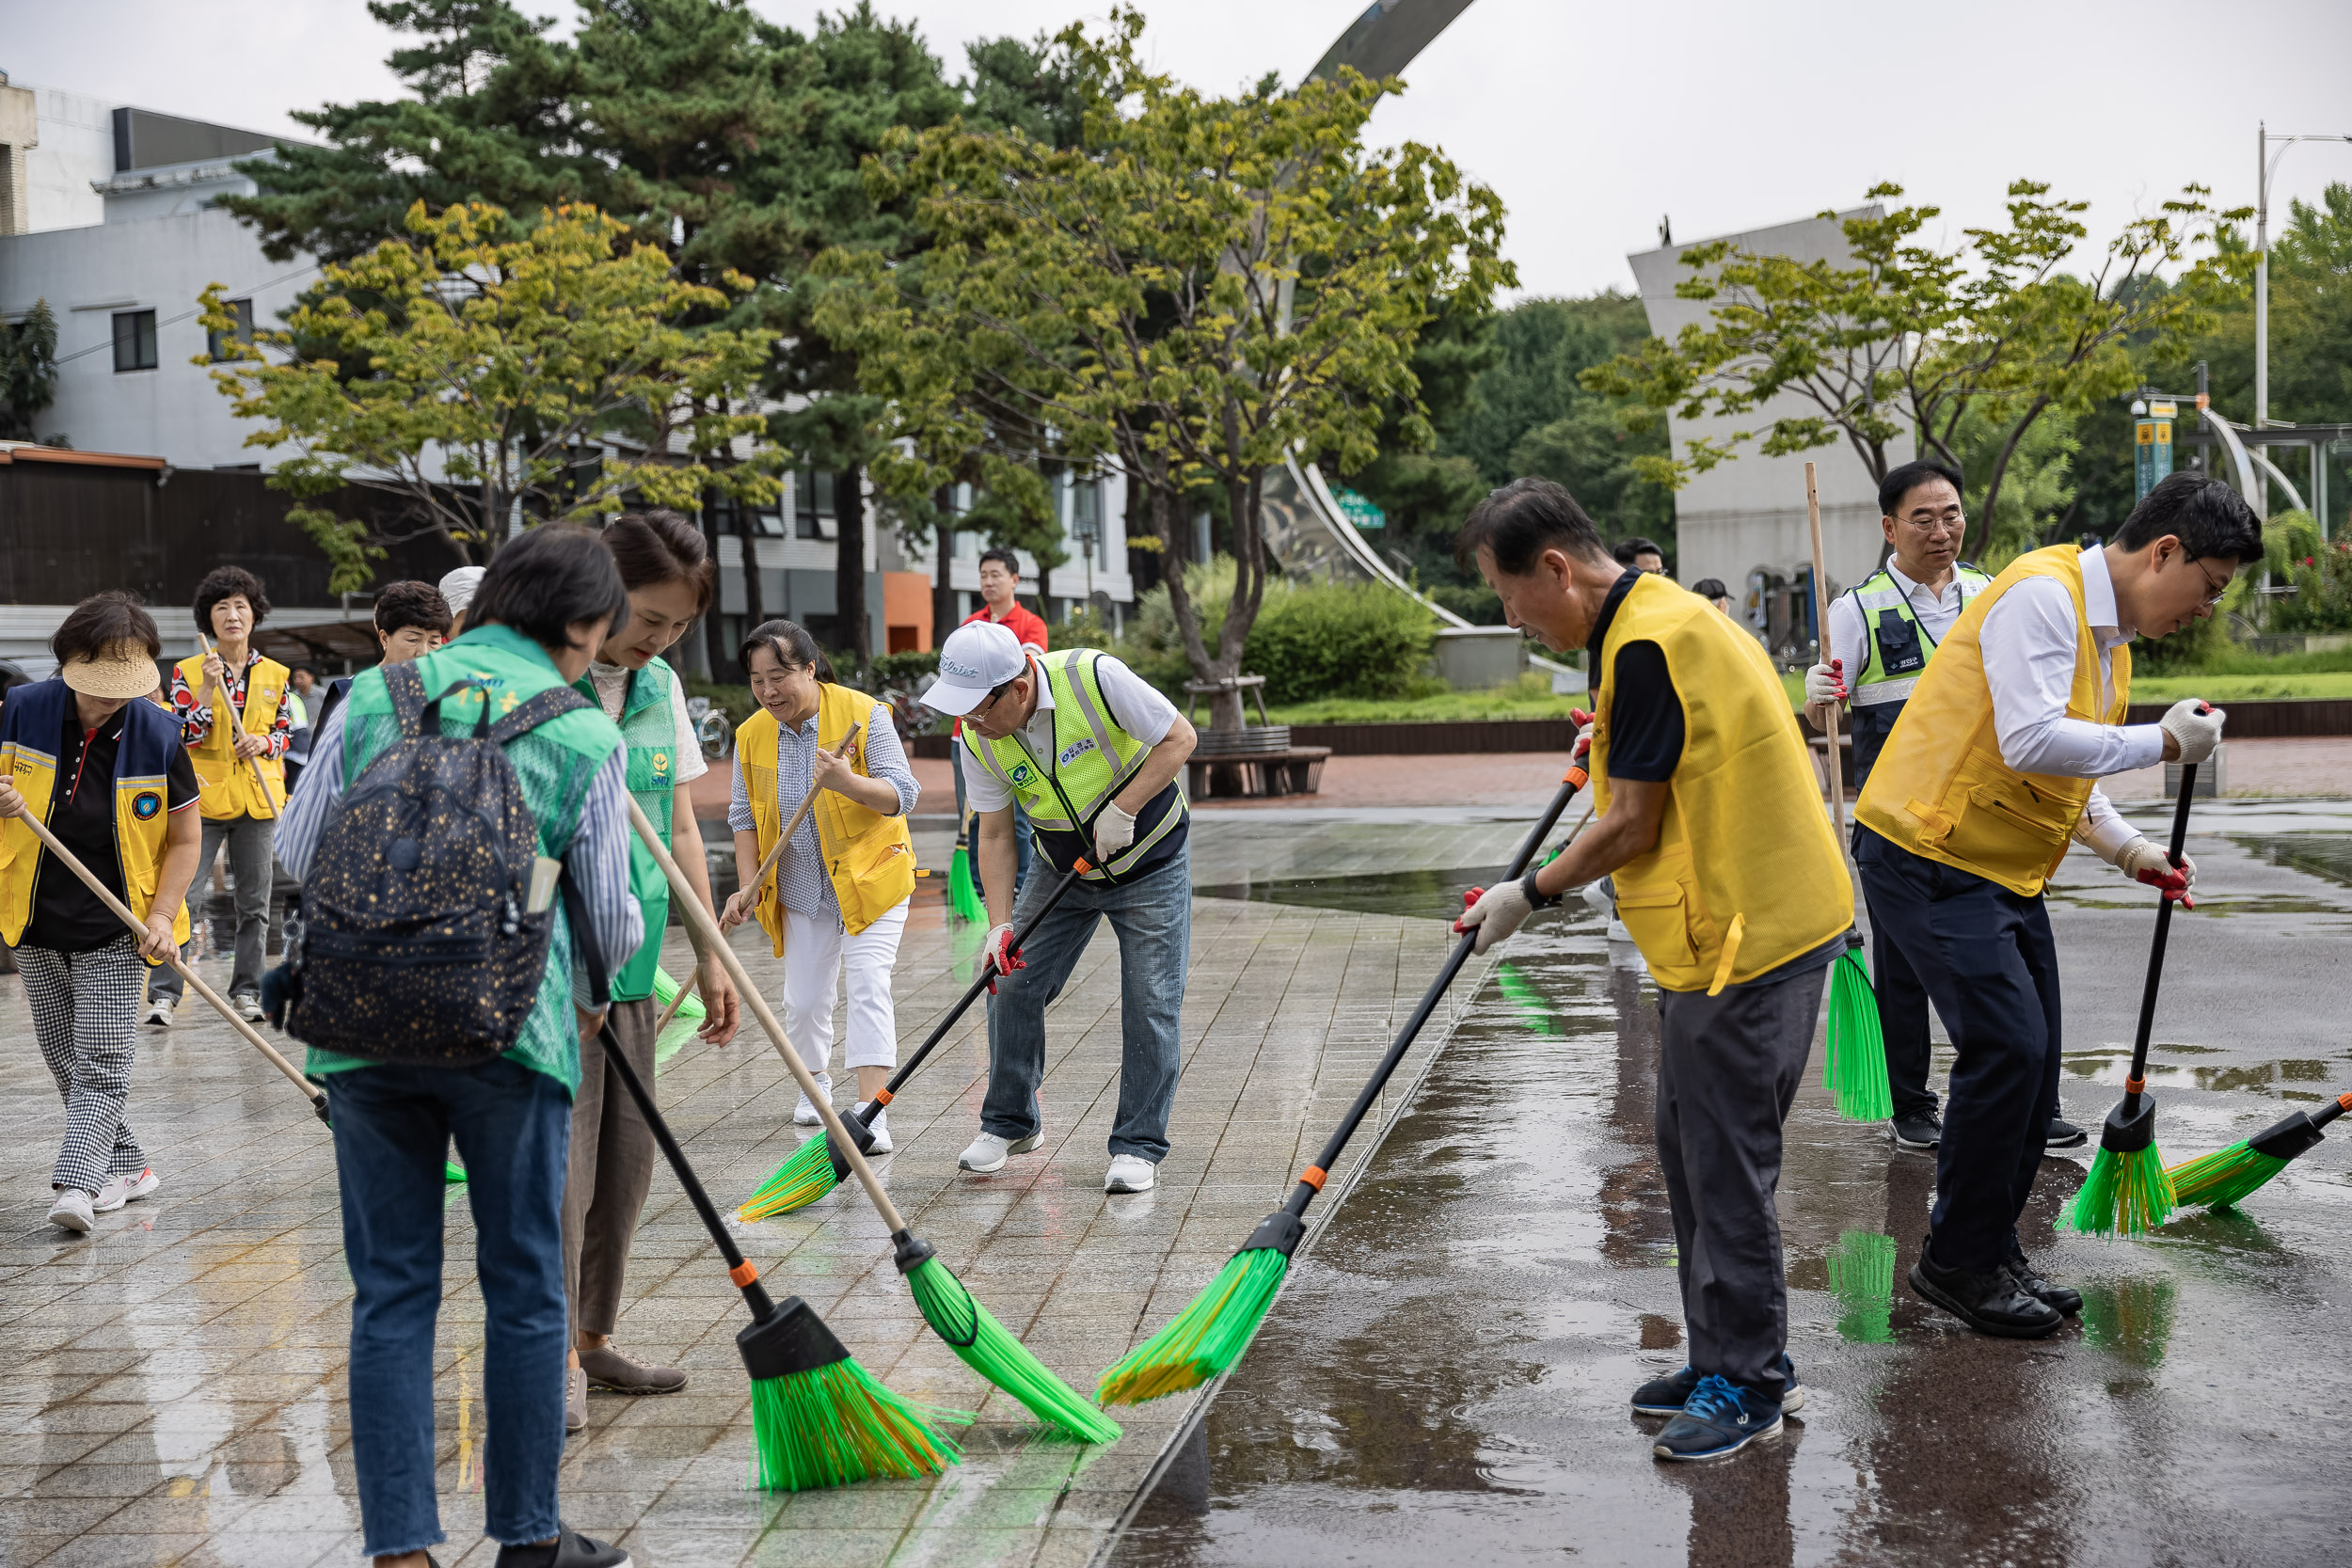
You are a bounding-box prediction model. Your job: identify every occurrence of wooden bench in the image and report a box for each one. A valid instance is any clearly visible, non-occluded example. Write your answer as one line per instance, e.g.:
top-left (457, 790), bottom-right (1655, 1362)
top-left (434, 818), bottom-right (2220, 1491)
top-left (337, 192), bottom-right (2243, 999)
top-left (1186, 747), bottom-right (1332, 800)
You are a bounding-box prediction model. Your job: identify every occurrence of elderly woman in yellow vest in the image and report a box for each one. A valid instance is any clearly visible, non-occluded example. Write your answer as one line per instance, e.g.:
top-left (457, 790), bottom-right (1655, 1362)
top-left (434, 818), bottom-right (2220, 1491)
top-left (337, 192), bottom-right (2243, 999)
top-left (149, 565), bottom-right (293, 1029)
top-left (1851, 473), bottom-right (2256, 1341)
top-left (1453, 480), bottom-right (1851, 1465)
top-left (1, 593), bottom-right (201, 1233)
top-left (719, 619), bottom-right (918, 1148)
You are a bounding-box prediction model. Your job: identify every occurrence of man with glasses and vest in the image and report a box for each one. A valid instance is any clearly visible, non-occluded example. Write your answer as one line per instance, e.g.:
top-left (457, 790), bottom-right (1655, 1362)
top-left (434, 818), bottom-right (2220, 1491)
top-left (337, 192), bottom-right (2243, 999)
top-left (921, 620), bottom-right (1198, 1195)
top-left (1853, 471), bottom-right (2258, 1338)
top-left (1803, 461), bottom-right (2020, 1154)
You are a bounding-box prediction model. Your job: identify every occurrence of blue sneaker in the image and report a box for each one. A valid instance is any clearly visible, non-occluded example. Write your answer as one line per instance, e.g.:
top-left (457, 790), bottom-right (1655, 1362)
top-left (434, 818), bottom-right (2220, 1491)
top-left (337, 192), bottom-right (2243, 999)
top-left (1651, 1374), bottom-right (1782, 1462)
top-left (1630, 1355), bottom-right (1802, 1417)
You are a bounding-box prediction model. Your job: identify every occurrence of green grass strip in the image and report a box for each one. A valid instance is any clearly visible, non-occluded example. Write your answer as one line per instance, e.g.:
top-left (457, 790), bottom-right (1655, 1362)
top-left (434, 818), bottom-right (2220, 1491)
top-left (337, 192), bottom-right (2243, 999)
top-left (1097, 1246), bottom-right (1290, 1407)
top-left (906, 1256), bottom-right (1121, 1443)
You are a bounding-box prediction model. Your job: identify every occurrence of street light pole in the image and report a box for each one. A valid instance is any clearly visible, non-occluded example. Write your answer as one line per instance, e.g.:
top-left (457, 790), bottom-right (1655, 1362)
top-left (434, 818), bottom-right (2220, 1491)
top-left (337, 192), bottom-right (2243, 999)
top-left (2255, 123), bottom-right (2352, 433)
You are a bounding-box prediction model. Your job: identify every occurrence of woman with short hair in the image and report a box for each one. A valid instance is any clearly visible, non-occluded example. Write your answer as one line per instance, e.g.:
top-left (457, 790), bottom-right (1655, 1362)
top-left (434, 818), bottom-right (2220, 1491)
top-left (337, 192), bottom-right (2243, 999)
top-left (0, 592), bottom-right (202, 1232)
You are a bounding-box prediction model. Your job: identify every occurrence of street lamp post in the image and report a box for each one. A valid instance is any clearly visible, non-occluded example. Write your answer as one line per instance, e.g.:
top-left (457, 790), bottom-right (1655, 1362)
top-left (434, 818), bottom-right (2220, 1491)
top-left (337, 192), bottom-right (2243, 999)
top-left (2255, 122), bottom-right (2352, 433)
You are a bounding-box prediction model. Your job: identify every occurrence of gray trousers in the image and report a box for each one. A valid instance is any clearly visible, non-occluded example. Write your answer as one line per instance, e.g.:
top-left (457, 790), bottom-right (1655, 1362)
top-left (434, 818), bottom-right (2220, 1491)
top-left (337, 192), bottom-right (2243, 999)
top-left (150, 814), bottom-right (274, 1004)
top-left (1654, 961), bottom-right (1828, 1399)
top-left (21, 936), bottom-right (149, 1194)
top-left (562, 997), bottom-right (659, 1343)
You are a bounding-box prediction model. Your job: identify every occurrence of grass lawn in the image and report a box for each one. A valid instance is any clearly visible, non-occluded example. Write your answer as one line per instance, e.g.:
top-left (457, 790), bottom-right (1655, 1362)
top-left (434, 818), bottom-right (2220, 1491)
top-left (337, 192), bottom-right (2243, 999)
top-left (1263, 673), bottom-right (1587, 725)
top-left (2131, 672), bottom-right (2352, 702)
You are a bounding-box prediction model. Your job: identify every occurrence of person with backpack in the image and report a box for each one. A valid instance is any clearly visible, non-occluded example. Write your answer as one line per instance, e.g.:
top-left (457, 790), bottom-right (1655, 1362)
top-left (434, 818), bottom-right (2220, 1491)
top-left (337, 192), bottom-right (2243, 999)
top-left (270, 526), bottom-right (641, 1568)
top-left (559, 512), bottom-right (741, 1433)
top-left (0, 593), bottom-right (201, 1232)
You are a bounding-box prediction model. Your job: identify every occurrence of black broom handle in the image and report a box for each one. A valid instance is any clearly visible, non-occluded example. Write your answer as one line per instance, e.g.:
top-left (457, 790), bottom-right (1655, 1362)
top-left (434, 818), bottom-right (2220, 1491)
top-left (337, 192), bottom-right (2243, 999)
top-left (1279, 766), bottom-right (1588, 1221)
top-left (602, 1028), bottom-right (777, 1322)
top-left (2123, 763), bottom-right (2198, 1111)
top-left (854, 856), bottom-right (1091, 1126)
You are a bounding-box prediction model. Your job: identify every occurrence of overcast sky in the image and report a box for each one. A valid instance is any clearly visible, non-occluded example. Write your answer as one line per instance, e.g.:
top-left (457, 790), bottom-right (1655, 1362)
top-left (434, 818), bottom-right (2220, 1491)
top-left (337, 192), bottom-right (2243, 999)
top-left (8, 0), bottom-right (2351, 299)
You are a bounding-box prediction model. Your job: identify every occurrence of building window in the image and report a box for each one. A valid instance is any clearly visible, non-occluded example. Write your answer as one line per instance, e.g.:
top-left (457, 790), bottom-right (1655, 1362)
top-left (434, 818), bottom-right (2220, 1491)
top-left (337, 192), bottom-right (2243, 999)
top-left (795, 469), bottom-right (836, 540)
top-left (207, 298), bottom-right (254, 361)
top-left (1071, 475), bottom-right (1106, 568)
top-left (113, 309), bottom-right (157, 372)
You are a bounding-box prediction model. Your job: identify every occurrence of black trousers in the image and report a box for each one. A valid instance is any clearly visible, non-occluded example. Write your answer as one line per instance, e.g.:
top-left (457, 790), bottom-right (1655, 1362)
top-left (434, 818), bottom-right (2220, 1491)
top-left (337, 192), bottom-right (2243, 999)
top-left (1655, 961), bottom-right (1827, 1398)
top-left (1852, 819), bottom-right (1940, 1120)
top-left (1854, 828), bottom-right (2062, 1272)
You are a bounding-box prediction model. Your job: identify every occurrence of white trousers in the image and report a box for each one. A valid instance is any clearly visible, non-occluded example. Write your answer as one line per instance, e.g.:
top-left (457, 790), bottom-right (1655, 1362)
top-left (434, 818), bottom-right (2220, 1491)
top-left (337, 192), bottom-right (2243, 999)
top-left (781, 900), bottom-right (908, 1078)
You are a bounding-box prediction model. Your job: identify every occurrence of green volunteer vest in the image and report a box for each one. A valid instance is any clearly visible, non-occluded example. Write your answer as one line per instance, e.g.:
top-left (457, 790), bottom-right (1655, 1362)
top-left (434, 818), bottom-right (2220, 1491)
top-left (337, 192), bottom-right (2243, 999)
top-left (305, 624), bottom-right (623, 1096)
top-left (961, 649), bottom-right (1188, 883)
top-left (574, 657), bottom-right (677, 1002)
top-left (1847, 562), bottom-right (1995, 706)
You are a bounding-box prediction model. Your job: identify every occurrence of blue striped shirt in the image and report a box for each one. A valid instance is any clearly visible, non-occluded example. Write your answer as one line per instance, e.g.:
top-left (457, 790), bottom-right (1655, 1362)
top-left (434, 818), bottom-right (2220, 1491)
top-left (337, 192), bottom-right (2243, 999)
top-left (728, 699), bottom-right (919, 926)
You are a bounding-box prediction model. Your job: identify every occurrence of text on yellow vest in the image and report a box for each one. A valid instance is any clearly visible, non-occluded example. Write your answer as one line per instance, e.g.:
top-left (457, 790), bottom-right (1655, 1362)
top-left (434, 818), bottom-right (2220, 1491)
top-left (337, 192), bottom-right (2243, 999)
top-left (174, 652), bottom-right (289, 820)
top-left (1591, 573), bottom-right (1851, 993)
top-left (1854, 545), bottom-right (2130, 898)
top-left (737, 683), bottom-right (915, 947)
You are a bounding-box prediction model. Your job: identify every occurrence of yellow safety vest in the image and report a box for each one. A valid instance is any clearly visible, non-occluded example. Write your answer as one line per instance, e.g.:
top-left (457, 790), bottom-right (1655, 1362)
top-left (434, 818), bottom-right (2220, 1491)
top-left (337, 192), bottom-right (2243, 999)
top-left (1592, 573), bottom-right (1851, 993)
top-left (1855, 545), bottom-right (2130, 898)
top-left (0, 681), bottom-right (193, 962)
top-left (737, 682), bottom-right (915, 945)
top-left (175, 652), bottom-right (289, 820)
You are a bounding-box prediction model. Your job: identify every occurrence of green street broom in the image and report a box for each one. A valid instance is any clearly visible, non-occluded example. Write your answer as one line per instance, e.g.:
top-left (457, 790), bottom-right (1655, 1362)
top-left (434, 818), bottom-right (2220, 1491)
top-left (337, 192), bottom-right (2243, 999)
top-left (1098, 762), bottom-right (1590, 1406)
top-left (2069, 768), bottom-right (2198, 1237)
top-left (1805, 460), bottom-right (1891, 1122)
top-left (948, 809), bottom-right (986, 923)
top-left (587, 982), bottom-right (963, 1489)
top-left (737, 856), bottom-right (1092, 1222)
top-left (626, 799), bottom-right (1120, 1445)
top-left (2167, 1089), bottom-right (2351, 1212)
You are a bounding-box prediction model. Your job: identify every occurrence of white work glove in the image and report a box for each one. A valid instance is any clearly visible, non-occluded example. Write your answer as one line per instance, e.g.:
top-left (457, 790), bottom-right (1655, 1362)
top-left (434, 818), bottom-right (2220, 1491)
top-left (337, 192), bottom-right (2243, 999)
top-left (2159, 698), bottom-right (2225, 766)
top-left (1453, 875), bottom-right (1543, 957)
top-left (1093, 800), bottom-right (1136, 861)
top-left (981, 922), bottom-right (1025, 993)
top-left (1804, 658), bottom-right (1848, 706)
top-left (2115, 836), bottom-right (2198, 908)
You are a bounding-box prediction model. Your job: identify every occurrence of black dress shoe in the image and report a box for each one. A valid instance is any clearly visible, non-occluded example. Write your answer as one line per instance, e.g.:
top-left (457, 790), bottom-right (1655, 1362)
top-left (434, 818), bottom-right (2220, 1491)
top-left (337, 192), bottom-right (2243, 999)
top-left (2004, 1239), bottom-right (2081, 1316)
top-left (2044, 1117), bottom-right (2088, 1150)
top-left (1908, 1233), bottom-right (2062, 1338)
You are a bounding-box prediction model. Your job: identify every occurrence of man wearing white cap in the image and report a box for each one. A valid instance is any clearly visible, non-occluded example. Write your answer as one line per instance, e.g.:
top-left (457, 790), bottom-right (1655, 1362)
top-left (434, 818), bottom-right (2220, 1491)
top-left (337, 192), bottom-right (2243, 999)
top-left (923, 620), bottom-right (1198, 1194)
top-left (438, 565), bottom-right (486, 634)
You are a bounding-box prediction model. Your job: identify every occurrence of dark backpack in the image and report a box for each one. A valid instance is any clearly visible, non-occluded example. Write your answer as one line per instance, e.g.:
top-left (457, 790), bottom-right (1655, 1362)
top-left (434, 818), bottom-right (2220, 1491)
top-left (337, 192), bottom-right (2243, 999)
top-left (285, 662), bottom-right (607, 1066)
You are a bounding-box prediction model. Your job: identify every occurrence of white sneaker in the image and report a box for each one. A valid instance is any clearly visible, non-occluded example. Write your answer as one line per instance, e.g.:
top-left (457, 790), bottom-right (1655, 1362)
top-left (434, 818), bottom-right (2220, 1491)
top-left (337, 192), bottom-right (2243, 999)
top-left (958, 1128), bottom-right (1043, 1173)
top-left (47, 1188), bottom-right (94, 1233)
top-left (793, 1074), bottom-right (835, 1127)
top-left (855, 1104), bottom-right (893, 1153)
top-left (235, 995), bottom-right (267, 1024)
top-left (144, 998), bottom-right (175, 1027)
top-left (96, 1168), bottom-right (158, 1212)
top-left (1104, 1155), bottom-right (1156, 1194)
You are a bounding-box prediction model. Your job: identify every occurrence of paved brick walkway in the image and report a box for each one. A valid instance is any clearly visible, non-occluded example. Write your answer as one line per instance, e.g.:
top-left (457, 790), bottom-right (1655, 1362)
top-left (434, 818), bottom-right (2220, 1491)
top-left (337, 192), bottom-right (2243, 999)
top-left (0, 882), bottom-right (1476, 1568)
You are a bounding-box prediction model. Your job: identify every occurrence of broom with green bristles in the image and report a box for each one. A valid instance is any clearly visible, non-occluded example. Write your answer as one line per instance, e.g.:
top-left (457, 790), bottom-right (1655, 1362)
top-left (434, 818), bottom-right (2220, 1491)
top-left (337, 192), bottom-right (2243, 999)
top-left (1098, 762), bottom-right (1589, 1407)
top-left (947, 808), bottom-right (986, 923)
top-left (626, 799), bottom-right (1120, 1445)
top-left (737, 856), bottom-right (1093, 1222)
top-left (2069, 768), bottom-right (2197, 1236)
top-left (1806, 460), bottom-right (1892, 1122)
top-left (2167, 1089), bottom-right (2352, 1212)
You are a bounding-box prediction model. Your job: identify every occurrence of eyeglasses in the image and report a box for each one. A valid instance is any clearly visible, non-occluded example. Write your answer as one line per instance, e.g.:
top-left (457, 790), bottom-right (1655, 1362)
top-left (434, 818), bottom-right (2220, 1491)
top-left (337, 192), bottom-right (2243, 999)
top-left (2192, 557), bottom-right (2233, 607)
top-left (971, 678), bottom-right (1017, 717)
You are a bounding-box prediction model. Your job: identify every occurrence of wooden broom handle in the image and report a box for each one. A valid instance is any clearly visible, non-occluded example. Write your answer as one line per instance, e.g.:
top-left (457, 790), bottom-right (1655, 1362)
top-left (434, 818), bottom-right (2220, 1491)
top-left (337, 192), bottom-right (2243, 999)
top-left (11, 805), bottom-right (321, 1106)
top-left (195, 632), bottom-right (280, 819)
top-left (625, 794), bottom-right (909, 1234)
top-left (1804, 461), bottom-right (1856, 872)
top-left (653, 969), bottom-right (700, 1036)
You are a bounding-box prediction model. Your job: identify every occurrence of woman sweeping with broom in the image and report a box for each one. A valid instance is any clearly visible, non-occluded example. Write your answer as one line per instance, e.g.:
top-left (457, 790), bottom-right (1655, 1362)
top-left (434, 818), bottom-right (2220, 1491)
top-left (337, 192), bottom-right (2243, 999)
top-left (1851, 472), bottom-right (2259, 1338)
top-left (719, 619), bottom-right (918, 1149)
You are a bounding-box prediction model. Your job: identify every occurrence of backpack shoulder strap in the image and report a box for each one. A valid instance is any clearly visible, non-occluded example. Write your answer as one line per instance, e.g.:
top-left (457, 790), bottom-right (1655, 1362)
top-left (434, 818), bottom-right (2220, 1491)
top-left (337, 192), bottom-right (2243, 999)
top-left (384, 661), bottom-right (431, 736)
top-left (487, 684), bottom-right (594, 746)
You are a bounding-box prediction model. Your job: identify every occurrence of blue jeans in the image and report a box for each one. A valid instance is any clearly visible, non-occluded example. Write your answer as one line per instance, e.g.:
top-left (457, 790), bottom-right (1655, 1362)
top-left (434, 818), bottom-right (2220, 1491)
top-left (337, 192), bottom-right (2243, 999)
top-left (983, 850), bottom-right (1190, 1162)
top-left (952, 744), bottom-right (1034, 893)
top-left (327, 1057), bottom-right (573, 1556)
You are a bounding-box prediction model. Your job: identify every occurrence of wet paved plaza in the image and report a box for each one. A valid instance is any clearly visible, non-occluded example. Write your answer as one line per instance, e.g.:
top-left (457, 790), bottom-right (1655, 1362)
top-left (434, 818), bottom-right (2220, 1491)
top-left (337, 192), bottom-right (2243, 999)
top-left (5, 799), bottom-right (2351, 1567)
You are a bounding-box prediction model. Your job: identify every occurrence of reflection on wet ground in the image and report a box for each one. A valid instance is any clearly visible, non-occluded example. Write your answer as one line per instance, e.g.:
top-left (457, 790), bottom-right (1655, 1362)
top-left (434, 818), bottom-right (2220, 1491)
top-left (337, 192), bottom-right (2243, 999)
top-left (1119, 829), bottom-right (2352, 1567)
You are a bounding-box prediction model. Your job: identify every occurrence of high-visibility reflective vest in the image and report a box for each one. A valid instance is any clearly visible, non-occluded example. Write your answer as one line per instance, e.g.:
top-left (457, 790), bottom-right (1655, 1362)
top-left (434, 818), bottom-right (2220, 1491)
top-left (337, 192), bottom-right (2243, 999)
top-left (1591, 573), bottom-right (1851, 994)
top-left (0, 678), bottom-right (192, 963)
top-left (1855, 546), bottom-right (2130, 898)
top-left (960, 649), bottom-right (1187, 883)
top-left (174, 651), bottom-right (289, 820)
top-left (1846, 562), bottom-right (1995, 708)
top-left (737, 682), bottom-right (915, 946)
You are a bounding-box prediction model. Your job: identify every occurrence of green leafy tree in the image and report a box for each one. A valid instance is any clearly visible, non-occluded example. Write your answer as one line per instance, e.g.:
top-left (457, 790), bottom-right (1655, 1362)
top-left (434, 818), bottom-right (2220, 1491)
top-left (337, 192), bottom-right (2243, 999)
top-left (0, 299), bottom-right (59, 442)
top-left (199, 201), bottom-right (778, 590)
top-left (823, 10), bottom-right (1509, 728)
top-left (1585, 182), bottom-right (2253, 561)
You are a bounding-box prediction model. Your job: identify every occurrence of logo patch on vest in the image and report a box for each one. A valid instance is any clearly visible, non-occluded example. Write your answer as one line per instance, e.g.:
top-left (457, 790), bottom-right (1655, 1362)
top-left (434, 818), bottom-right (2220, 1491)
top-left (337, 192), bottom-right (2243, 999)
top-left (1057, 737), bottom-right (1096, 767)
top-left (1010, 763), bottom-right (1033, 784)
top-left (132, 791), bottom-right (162, 820)
top-left (651, 750), bottom-right (670, 777)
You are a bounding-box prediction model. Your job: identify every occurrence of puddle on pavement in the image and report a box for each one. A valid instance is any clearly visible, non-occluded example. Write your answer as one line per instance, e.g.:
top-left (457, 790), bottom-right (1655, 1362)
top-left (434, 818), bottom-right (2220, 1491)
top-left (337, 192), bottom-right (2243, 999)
top-left (1196, 865), bottom-right (1508, 920)
top-left (2232, 832), bottom-right (2352, 889)
top-left (2060, 1047), bottom-right (2349, 1099)
top-left (1109, 927), bottom-right (2352, 1567)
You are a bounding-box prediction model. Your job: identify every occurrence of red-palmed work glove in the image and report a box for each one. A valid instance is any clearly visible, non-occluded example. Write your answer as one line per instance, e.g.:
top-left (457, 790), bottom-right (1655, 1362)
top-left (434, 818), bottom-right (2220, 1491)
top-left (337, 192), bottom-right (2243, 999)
top-left (1570, 707), bottom-right (1595, 762)
top-left (982, 921), bottom-right (1025, 993)
top-left (2117, 836), bottom-right (2199, 909)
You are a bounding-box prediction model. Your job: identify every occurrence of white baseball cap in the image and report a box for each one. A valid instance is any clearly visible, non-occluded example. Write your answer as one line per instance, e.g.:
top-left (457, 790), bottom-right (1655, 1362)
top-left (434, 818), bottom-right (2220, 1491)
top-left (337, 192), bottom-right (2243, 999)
top-left (923, 621), bottom-right (1029, 716)
top-left (438, 565), bottom-right (486, 616)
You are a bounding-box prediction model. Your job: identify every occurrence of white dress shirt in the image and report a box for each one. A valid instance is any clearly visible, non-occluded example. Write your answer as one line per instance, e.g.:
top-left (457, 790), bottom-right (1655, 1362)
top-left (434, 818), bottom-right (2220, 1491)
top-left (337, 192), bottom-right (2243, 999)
top-left (1977, 545), bottom-right (2165, 859)
top-left (1827, 558), bottom-right (1975, 689)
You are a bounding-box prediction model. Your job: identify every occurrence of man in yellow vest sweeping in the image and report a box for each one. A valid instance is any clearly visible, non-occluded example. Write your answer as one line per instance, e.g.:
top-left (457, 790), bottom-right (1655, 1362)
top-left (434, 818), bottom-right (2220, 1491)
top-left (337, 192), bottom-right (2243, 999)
top-left (149, 566), bottom-right (292, 1027)
top-left (1853, 471), bottom-right (2260, 1338)
top-left (1453, 479), bottom-right (1851, 1463)
top-left (922, 619), bottom-right (1197, 1196)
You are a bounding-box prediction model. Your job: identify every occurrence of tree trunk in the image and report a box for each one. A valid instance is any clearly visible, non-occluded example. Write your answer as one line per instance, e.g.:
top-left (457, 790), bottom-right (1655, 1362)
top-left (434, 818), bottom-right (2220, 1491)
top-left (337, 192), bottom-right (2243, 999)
top-left (834, 464), bottom-right (868, 679)
top-left (1969, 396), bottom-right (2052, 564)
top-left (1146, 461), bottom-right (1218, 718)
top-left (700, 505), bottom-right (731, 676)
top-left (931, 484), bottom-right (958, 651)
top-left (732, 489), bottom-right (766, 643)
top-left (1201, 467), bottom-right (1269, 734)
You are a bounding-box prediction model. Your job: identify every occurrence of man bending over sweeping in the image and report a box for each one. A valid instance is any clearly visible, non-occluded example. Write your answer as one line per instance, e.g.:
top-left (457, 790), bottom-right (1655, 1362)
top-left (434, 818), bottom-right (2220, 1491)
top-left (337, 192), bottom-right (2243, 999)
top-left (1454, 478), bottom-right (1851, 1463)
